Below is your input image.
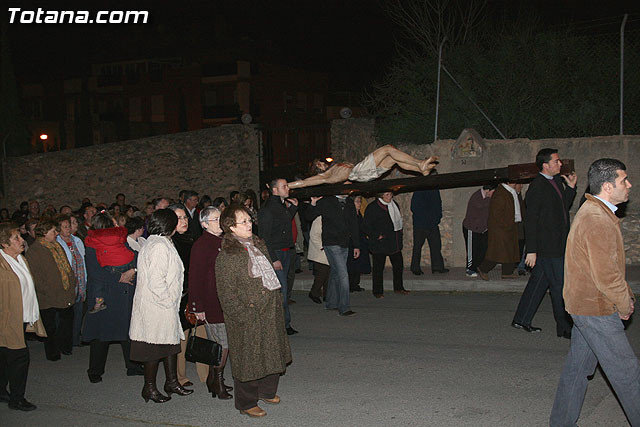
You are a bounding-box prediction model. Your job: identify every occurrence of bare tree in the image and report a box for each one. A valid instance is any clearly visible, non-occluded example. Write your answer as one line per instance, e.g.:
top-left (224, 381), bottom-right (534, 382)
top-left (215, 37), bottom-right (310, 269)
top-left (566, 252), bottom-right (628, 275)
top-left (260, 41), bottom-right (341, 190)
top-left (382, 0), bottom-right (487, 55)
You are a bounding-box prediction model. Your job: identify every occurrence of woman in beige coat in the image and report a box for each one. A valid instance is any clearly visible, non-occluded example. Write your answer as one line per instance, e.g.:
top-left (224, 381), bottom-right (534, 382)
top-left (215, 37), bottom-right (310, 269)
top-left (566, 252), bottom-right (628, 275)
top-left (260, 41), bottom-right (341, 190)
top-left (129, 209), bottom-right (193, 403)
top-left (0, 222), bottom-right (46, 411)
top-left (216, 205), bottom-right (292, 418)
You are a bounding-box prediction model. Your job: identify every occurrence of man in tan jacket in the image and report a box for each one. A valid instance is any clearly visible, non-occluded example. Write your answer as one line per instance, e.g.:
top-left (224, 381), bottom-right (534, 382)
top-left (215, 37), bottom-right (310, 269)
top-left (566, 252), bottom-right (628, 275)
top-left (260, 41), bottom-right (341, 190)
top-left (550, 158), bottom-right (638, 426)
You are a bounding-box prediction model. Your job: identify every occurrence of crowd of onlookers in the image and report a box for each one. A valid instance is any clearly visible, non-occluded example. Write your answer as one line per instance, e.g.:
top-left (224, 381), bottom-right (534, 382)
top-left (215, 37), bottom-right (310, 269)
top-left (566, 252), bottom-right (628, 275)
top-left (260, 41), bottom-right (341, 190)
top-left (0, 189), bottom-right (286, 415)
top-left (0, 180), bottom-right (537, 413)
top-left (4, 148), bottom-right (616, 419)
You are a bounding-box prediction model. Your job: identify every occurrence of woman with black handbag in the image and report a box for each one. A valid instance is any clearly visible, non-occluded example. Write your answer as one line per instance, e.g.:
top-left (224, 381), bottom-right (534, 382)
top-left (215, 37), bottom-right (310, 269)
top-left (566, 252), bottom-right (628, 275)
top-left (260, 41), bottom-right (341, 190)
top-left (188, 206), bottom-right (232, 400)
top-left (216, 204), bottom-right (292, 418)
top-left (129, 209), bottom-right (193, 403)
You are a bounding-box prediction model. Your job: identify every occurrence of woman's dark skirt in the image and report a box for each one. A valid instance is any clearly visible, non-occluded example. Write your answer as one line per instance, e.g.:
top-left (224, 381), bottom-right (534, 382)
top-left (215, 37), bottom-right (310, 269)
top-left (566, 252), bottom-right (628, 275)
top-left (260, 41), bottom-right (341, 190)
top-left (130, 340), bottom-right (180, 362)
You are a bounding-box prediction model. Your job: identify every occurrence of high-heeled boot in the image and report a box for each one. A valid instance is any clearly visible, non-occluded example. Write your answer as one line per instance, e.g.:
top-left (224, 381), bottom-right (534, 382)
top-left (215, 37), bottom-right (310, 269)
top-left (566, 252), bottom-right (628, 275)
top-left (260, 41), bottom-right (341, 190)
top-left (163, 354), bottom-right (193, 396)
top-left (222, 373), bottom-right (233, 392)
top-left (208, 367), bottom-right (232, 399)
top-left (142, 360), bottom-right (171, 403)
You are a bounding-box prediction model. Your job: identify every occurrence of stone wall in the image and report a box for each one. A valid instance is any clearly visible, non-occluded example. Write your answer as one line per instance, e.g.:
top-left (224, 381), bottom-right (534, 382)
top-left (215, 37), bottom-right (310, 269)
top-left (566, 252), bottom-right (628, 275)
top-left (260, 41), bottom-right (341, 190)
top-left (331, 118), bottom-right (640, 265)
top-left (2, 125), bottom-right (260, 211)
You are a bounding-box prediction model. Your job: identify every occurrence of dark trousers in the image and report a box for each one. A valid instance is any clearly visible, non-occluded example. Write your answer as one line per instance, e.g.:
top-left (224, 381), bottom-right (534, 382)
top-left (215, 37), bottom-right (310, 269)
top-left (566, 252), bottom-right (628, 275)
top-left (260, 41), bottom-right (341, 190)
top-left (310, 262), bottom-right (329, 299)
top-left (273, 249), bottom-right (292, 329)
top-left (234, 373), bottom-right (280, 411)
top-left (411, 227), bottom-right (444, 273)
top-left (72, 298), bottom-right (86, 346)
top-left (513, 256), bottom-right (572, 335)
top-left (463, 226), bottom-right (488, 272)
top-left (286, 252), bottom-right (299, 301)
top-left (372, 251), bottom-right (404, 295)
top-left (349, 271), bottom-right (361, 288)
top-left (40, 306), bottom-right (74, 359)
top-left (478, 260), bottom-right (517, 276)
top-left (0, 325), bottom-right (30, 404)
top-left (87, 339), bottom-right (136, 377)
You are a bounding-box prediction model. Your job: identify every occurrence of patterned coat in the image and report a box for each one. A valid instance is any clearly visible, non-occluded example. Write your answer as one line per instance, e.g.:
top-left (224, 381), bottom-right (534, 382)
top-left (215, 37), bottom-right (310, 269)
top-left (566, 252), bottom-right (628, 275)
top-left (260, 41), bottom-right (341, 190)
top-left (215, 235), bottom-right (292, 382)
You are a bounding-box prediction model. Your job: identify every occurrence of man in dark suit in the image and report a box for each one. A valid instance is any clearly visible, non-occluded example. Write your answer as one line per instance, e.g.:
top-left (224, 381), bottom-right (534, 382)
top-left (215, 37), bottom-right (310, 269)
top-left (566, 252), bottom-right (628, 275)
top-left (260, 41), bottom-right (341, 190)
top-left (512, 148), bottom-right (577, 338)
top-left (183, 190), bottom-right (202, 239)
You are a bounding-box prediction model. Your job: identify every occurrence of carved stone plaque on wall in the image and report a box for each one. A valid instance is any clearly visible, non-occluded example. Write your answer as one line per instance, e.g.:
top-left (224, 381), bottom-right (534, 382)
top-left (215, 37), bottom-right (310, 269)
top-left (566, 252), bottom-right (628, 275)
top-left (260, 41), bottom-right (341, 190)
top-left (451, 128), bottom-right (484, 159)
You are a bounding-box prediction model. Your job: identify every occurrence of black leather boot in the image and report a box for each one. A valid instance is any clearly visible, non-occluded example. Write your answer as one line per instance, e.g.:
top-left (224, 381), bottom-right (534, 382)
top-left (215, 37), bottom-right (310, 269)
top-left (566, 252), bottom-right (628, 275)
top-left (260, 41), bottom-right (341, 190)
top-left (211, 367), bottom-right (232, 400)
top-left (221, 372), bottom-right (233, 392)
top-left (142, 360), bottom-right (171, 403)
top-left (163, 354), bottom-right (193, 396)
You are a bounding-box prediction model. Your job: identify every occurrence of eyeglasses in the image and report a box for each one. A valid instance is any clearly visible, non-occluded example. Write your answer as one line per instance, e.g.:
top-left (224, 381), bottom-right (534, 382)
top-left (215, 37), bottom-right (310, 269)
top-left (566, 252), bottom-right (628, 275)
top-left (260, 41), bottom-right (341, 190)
top-left (234, 219), bottom-right (253, 226)
top-left (208, 217), bottom-right (220, 222)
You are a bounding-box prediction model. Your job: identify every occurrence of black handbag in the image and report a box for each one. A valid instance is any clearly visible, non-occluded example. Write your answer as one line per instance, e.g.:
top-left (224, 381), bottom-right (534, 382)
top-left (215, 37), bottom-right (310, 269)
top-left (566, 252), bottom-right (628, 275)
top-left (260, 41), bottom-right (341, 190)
top-left (185, 323), bottom-right (222, 366)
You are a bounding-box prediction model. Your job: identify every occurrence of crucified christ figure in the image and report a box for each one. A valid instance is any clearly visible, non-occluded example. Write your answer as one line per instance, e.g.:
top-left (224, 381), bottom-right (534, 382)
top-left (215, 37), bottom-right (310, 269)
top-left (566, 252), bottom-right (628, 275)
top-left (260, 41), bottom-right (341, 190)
top-left (287, 145), bottom-right (439, 189)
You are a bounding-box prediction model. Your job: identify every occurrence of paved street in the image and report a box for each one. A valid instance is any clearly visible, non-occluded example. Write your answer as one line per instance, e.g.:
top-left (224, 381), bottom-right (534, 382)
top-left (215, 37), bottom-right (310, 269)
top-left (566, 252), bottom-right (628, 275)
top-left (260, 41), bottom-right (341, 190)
top-left (2, 279), bottom-right (638, 426)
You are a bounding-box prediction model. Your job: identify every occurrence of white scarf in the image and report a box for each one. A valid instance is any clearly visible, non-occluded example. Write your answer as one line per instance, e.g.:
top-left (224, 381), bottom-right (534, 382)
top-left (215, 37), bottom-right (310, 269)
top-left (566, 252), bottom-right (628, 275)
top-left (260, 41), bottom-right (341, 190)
top-left (378, 198), bottom-right (403, 231)
top-left (501, 183), bottom-right (522, 223)
top-left (1, 250), bottom-right (40, 323)
top-left (127, 235), bottom-right (147, 252)
top-left (236, 237), bottom-right (281, 291)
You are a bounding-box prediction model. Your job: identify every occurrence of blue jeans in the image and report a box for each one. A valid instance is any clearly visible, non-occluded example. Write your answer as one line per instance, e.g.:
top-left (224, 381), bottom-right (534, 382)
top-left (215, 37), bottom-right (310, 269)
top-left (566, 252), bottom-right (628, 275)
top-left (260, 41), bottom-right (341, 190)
top-left (273, 249), bottom-right (291, 328)
top-left (323, 245), bottom-right (350, 314)
top-left (550, 313), bottom-right (640, 426)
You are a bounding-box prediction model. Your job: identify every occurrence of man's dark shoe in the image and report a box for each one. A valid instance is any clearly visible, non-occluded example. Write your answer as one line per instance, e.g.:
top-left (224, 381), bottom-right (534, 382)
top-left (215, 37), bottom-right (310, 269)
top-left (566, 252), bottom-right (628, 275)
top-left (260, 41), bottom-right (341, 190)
top-left (394, 290), bottom-right (410, 295)
top-left (0, 390), bottom-right (10, 402)
top-left (8, 399), bottom-right (37, 411)
top-left (339, 310), bottom-right (356, 316)
top-left (558, 330), bottom-right (572, 339)
top-left (412, 270), bottom-right (424, 276)
top-left (88, 374), bottom-right (103, 383)
top-left (477, 269), bottom-right (489, 281)
top-left (432, 268), bottom-right (450, 274)
top-left (286, 327), bottom-right (298, 335)
top-left (308, 293), bottom-right (322, 304)
top-left (511, 321), bottom-right (542, 333)
top-left (349, 285), bottom-right (365, 292)
top-left (60, 349), bottom-right (72, 356)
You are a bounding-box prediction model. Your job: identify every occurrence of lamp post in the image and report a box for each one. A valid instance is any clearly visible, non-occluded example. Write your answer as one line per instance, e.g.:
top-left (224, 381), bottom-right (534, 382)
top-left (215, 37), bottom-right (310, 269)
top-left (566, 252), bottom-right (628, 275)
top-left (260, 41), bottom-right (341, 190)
top-left (434, 37), bottom-right (447, 143)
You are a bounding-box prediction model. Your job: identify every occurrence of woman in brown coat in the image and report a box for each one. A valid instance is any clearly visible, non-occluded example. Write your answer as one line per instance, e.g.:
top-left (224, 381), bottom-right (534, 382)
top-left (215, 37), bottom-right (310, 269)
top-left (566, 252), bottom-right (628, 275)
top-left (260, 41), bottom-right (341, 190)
top-left (0, 222), bottom-right (47, 411)
top-left (478, 183), bottom-right (525, 280)
top-left (215, 205), bottom-right (292, 418)
top-left (25, 219), bottom-right (76, 361)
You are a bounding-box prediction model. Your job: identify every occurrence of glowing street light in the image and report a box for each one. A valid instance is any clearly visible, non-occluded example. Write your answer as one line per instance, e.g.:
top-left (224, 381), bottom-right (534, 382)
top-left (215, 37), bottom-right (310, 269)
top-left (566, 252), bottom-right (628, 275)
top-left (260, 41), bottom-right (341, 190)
top-left (39, 134), bottom-right (48, 140)
top-left (325, 157), bottom-right (333, 163)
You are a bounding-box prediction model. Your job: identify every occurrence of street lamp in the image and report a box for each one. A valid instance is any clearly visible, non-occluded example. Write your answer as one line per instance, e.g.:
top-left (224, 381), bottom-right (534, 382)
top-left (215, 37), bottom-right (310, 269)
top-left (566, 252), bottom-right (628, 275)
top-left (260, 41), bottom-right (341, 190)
top-left (39, 134), bottom-right (48, 140)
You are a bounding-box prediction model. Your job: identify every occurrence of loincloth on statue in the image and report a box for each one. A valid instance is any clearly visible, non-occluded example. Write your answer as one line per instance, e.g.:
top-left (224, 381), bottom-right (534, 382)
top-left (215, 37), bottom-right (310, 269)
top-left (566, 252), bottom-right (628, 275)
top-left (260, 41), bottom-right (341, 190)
top-left (347, 153), bottom-right (389, 182)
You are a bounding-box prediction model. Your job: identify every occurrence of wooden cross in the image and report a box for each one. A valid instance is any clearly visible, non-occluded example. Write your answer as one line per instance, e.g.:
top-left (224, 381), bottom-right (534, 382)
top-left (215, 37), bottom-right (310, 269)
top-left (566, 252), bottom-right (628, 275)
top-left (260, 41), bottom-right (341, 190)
top-left (290, 160), bottom-right (575, 198)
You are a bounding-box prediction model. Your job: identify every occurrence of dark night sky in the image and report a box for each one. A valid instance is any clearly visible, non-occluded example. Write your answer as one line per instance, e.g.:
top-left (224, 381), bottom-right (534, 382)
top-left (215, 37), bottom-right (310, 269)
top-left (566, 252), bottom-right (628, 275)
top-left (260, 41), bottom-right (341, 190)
top-left (4, 0), bottom-right (640, 90)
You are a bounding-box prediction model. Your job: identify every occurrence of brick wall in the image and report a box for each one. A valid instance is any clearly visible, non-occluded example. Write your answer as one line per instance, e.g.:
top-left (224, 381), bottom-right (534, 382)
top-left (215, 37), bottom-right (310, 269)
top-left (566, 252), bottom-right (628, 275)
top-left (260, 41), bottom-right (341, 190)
top-left (2, 125), bottom-right (260, 211)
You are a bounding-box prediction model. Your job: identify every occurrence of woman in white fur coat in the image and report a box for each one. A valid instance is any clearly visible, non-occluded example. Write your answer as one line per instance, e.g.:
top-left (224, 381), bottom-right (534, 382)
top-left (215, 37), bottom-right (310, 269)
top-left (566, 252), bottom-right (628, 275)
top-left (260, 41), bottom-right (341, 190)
top-left (129, 209), bottom-right (193, 403)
